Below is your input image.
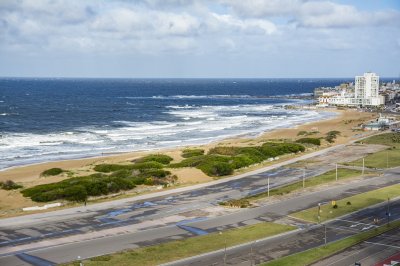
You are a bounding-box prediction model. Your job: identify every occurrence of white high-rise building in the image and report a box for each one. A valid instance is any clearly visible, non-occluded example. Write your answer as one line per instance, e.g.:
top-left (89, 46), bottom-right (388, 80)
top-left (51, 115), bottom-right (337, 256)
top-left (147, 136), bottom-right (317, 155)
top-left (318, 72), bottom-right (384, 107)
top-left (354, 72), bottom-right (383, 106)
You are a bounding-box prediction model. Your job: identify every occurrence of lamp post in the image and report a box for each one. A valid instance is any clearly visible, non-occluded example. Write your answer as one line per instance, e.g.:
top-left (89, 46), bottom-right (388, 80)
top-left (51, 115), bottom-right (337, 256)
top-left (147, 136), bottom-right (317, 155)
top-left (386, 197), bottom-right (391, 225)
top-left (250, 240), bottom-right (258, 266)
top-left (318, 203), bottom-right (321, 224)
top-left (303, 168), bottom-right (305, 188)
top-left (267, 177), bottom-right (270, 197)
top-left (219, 232), bottom-right (227, 265)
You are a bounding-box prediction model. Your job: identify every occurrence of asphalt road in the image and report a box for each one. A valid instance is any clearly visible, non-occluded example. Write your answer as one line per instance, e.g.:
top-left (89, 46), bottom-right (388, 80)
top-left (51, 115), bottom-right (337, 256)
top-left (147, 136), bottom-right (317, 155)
top-left (0, 143), bottom-right (396, 266)
top-left (166, 197), bottom-right (400, 266)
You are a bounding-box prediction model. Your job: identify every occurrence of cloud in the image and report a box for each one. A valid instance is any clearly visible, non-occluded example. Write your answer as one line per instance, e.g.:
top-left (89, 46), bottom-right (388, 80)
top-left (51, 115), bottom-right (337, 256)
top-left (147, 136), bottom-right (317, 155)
top-left (210, 13), bottom-right (277, 35)
top-left (0, 0), bottom-right (399, 77)
top-left (297, 1), bottom-right (400, 28)
top-left (220, 0), bottom-right (303, 17)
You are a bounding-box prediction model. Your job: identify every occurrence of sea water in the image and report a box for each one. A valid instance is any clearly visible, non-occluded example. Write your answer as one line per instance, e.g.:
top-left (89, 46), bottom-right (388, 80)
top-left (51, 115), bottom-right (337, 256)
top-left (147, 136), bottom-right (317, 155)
top-left (0, 78), bottom-right (350, 169)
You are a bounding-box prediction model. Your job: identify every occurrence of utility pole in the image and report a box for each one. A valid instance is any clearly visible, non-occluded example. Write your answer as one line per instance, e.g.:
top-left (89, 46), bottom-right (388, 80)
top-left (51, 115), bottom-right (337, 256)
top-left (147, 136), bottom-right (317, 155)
top-left (303, 168), bottom-right (305, 188)
top-left (267, 177), bottom-right (270, 197)
top-left (335, 163), bottom-right (338, 181)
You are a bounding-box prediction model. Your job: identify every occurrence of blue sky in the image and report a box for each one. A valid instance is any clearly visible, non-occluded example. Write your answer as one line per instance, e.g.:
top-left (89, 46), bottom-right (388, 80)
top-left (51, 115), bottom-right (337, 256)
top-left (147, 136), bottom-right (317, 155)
top-left (0, 0), bottom-right (399, 78)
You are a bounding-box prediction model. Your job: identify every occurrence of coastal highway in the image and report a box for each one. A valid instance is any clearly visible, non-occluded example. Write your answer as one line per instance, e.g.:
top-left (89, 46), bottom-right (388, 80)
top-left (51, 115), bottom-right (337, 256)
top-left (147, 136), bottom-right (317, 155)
top-left (0, 143), bottom-right (394, 265)
top-left (167, 198), bottom-right (400, 266)
top-left (1, 169), bottom-right (399, 266)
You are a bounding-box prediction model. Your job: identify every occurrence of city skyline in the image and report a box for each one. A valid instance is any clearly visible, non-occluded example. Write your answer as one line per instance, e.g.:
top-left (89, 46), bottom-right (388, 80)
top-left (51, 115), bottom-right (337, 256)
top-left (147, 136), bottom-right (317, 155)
top-left (0, 0), bottom-right (399, 78)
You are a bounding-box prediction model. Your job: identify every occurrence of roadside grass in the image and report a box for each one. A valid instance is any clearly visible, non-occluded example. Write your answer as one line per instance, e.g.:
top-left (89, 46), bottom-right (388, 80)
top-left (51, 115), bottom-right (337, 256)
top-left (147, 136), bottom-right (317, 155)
top-left (291, 183), bottom-right (400, 223)
top-left (246, 168), bottom-right (368, 201)
top-left (262, 220), bottom-right (400, 266)
top-left (346, 148), bottom-right (400, 169)
top-left (68, 222), bottom-right (295, 266)
top-left (345, 132), bottom-right (400, 169)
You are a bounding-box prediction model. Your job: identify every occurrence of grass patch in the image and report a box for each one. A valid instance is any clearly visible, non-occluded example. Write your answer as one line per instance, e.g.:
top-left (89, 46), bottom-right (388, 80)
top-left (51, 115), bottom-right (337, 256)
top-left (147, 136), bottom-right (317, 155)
top-left (135, 154), bottom-right (173, 165)
top-left (181, 149), bottom-right (205, 158)
top-left (296, 138), bottom-right (321, 146)
top-left (68, 222), bottom-right (295, 266)
top-left (0, 180), bottom-right (23, 190)
top-left (348, 148), bottom-right (400, 169)
top-left (247, 168), bottom-right (365, 201)
top-left (41, 168), bottom-right (64, 176)
top-left (292, 183), bottom-right (400, 223)
top-left (348, 133), bottom-right (400, 168)
top-left (262, 220), bottom-right (400, 266)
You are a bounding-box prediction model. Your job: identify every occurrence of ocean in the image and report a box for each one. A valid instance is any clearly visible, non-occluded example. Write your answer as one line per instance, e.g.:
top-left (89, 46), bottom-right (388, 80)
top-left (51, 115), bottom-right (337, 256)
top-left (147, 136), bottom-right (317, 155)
top-left (0, 78), bottom-right (351, 170)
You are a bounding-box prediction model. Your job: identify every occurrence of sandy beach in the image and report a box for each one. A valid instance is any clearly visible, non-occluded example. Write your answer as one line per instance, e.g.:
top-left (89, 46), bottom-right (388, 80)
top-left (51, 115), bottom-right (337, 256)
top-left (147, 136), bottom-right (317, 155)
top-left (0, 108), bottom-right (377, 215)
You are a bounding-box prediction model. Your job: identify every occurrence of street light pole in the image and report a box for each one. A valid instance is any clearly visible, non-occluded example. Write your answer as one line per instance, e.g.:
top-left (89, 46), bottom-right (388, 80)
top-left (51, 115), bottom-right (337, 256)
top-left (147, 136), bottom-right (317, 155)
top-left (387, 197), bottom-right (390, 225)
top-left (324, 225), bottom-right (327, 246)
top-left (224, 238), bottom-right (227, 266)
top-left (303, 168), bottom-right (305, 188)
top-left (318, 203), bottom-right (321, 224)
top-left (267, 177), bottom-right (270, 197)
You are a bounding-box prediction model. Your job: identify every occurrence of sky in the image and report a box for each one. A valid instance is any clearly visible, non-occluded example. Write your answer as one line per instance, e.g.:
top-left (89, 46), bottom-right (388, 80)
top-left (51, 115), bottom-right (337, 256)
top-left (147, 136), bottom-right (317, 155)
top-left (0, 0), bottom-right (399, 78)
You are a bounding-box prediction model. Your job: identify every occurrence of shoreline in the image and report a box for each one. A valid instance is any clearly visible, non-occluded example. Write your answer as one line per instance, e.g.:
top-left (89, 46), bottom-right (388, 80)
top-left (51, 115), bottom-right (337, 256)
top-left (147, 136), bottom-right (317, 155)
top-left (0, 108), bottom-right (337, 173)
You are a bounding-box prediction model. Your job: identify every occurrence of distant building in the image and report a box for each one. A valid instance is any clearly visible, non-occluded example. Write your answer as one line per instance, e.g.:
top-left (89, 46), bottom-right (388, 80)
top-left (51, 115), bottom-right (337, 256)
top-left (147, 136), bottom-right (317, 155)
top-left (318, 72), bottom-right (385, 107)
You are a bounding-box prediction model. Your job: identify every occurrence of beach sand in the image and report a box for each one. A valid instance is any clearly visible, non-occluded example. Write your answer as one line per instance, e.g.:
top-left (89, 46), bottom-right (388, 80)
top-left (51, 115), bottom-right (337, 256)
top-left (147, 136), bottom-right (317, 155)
top-left (0, 108), bottom-right (377, 215)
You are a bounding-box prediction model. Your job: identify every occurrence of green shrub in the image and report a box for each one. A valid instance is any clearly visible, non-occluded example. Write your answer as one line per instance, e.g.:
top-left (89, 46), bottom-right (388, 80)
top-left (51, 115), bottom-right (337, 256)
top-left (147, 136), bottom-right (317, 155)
top-left (139, 169), bottom-right (171, 178)
top-left (110, 169), bottom-right (132, 178)
top-left (131, 161), bottom-right (164, 170)
top-left (90, 255), bottom-right (112, 262)
top-left (41, 168), bottom-right (64, 176)
top-left (64, 185), bottom-right (87, 202)
top-left (325, 131), bottom-right (341, 143)
top-left (136, 154), bottom-right (173, 165)
top-left (199, 162), bottom-right (234, 176)
top-left (94, 164), bottom-right (134, 173)
top-left (172, 143), bottom-right (305, 177)
top-left (22, 175), bottom-right (135, 203)
top-left (181, 149), bottom-right (205, 158)
top-left (296, 138), bottom-right (321, 146)
top-left (0, 180), bottom-right (23, 190)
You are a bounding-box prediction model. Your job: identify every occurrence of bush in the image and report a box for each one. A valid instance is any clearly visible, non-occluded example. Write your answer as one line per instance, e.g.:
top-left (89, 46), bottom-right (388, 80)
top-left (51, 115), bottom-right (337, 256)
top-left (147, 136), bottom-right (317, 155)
top-left (171, 142), bottom-right (305, 177)
top-left (200, 162), bottom-right (234, 176)
top-left (136, 154), bottom-right (173, 165)
top-left (22, 175), bottom-right (135, 202)
top-left (64, 185), bottom-right (87, 202)
top-left (333, 204), bottom-right (338, 209)
top-left (325, 131), bottom-right (341, 143)
top-left (41, 168), bottom-right (64, 176)
top-left (181, 149), bottom-right (205, 158)
top-left (93, 164), bottom-right (134, 173)
top-left (90, 255), bottom-right (112, 262)
top-left (0, 180), bottom-right (23, 190)
top-left (131, 161), bottom-right (164, 170)
top-left (297, 131), bottom-right (308, 136)
top-left (296, 138), bottom-right (321, 146)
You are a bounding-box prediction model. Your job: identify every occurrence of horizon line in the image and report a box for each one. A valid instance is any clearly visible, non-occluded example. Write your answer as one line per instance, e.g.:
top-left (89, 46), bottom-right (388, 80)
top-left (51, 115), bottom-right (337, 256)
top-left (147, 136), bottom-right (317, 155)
top-left (0, 76), bottom-right (399, 80)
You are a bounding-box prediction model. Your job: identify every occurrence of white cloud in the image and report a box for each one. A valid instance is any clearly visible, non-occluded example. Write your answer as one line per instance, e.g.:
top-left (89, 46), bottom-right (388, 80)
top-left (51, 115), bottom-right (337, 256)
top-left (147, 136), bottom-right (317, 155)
top-left (211, 13), bottom-right (277, 35)
top-left (297, 1), bottom-right (400, 28)
top-left (220, 0), bottom-right (303, 17)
